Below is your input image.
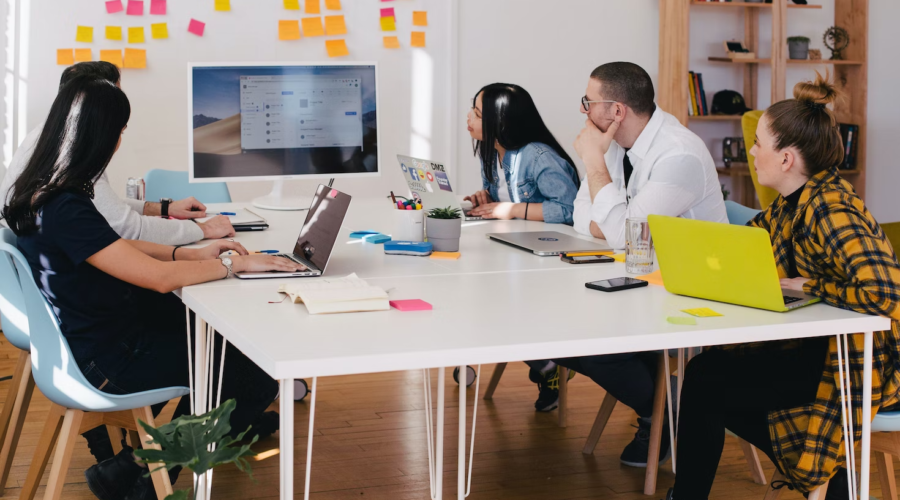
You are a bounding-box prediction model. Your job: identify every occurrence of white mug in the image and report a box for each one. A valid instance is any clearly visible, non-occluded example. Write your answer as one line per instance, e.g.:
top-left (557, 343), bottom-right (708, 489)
top-left (393, 209), bottom-right (425, 242)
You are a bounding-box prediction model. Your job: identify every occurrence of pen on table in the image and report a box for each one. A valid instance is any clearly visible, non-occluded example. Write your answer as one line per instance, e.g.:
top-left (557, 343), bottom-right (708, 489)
top-left (390, 191), bottom-right (397, 204)
top-left (254, 250), bottom-right (279, 254)
top-left (208, 211), bottom-right (236, 216)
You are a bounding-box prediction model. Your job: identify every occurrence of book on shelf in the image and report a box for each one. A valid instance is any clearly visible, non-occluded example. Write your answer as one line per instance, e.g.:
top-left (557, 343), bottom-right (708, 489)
top-left (689, 71), bottom-right (699, 116)
top-left (697, 73), bottom-right (709, 115)
top-left (838, 123), bottom-right (860, 170)
top-left (688, 71), bottom-right (709, 116)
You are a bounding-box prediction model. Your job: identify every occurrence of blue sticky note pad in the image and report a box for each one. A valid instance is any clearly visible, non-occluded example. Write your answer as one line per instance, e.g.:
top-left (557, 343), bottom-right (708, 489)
top-left (350, 230), bottom-right (380, 239)
top-left (362, 233), bottom-right (391, 244)
top-left (384, 241), bottom-right (432, 256)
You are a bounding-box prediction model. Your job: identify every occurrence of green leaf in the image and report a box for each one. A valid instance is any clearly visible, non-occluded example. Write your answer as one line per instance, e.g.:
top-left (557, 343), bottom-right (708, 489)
top-left (164, 491), bottom-right (190, 500)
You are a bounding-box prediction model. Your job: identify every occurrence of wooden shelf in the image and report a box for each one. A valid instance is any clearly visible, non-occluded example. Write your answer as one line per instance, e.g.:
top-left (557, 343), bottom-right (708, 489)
top-left (691, 1), bottom-right (822, 8)
top-left (690, 115), bottom-right (743, 121)
top-left (709, 57), bottom-right (772, 64)
top-left (709, 57), bottom-right (864, 65)
top-left (717, 165), bottom-right (752, 176)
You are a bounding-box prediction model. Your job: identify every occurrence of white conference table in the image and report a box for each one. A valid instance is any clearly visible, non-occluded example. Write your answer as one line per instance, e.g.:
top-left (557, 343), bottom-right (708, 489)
top-left (180, 198), bottom-right (889, 500)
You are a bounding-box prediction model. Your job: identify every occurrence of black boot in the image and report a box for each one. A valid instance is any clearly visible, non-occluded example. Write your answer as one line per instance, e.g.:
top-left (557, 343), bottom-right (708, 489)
top-left (84, 445), bottom-right (143, 500)
top-left (662, 487), bottom-right (675, 500)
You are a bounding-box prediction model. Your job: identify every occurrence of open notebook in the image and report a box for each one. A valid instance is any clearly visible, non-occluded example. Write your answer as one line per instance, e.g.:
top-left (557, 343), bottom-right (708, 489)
top-left (277, 273), bottom-right (389, 315)
top-left (195, 209), bottom-right (268, 231)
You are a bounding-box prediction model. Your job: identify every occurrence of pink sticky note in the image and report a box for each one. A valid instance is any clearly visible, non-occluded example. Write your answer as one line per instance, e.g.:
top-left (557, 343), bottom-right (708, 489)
top-left (188, 19), bottom-right (205, 36)
top-left (390, 300), bottom-right (432, 312)
top-left (150, 0), bottom-right (166, 15)
top-left (126, 0), bottom-right (143, 15)
top-left (381, 0), bottom-right (393, 2)
top-left (380, 7), bottom-right (394, 17)
top-left (106, 0), bottom-right (124, 13)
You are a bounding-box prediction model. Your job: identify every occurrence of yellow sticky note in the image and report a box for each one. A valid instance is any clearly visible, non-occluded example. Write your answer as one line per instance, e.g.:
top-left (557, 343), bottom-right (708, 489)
top-left (667, 316), bottom-right (697, 326)
top-left (106, 26), bottom-right (123, 41)
top-left (413, 11), bottom-right (428, 27)
top-left (279, 20), bottom-right (301, 40)
top-left (128, 26), bottom-right (145, 43)
top-left (636, 269), bottom-right (664, 287)
top-left (325, 39), bottom-right (349, 58)
top-left (431, 252), bottom-right (461, 260)
top-left (383, 35), bottom-right (400, 49)
top-left (214, 0), bottom-right (231, 11)
top-left (411, 31), bottom-right (426, 48)
top-left (57, 49), bottom-right (75, 65)
top-left (124, 48), bottom-right (146, 69)
top-left (283, 0), bottom-right (300, 9)
top-left (611, 253), bottom-right (626, 263)
top-left (151, 22), bottom-right (168, 39)
top-left (682, 307), bottom-right (723, 318)
top-left (76, 26), bottom-right (94, 43)
top-left (380, 16), bottom-right (396, 32)
top-left (100, 49), bottom-right (123, 68)
top-left (301, 17), bottom-right (325, 37)
top-left (324, 0), bottom-right (341, 10)
top-left (324, 15), bottom-right (346, 36)
top-left (74, 49), bottom-right (92, 62)
top-left (305, 0), bottom-right (320, 14)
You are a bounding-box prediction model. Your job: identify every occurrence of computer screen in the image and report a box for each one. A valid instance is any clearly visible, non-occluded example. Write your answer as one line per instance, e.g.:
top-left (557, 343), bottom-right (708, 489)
top-left (188, 62), bottom-right (379, 182)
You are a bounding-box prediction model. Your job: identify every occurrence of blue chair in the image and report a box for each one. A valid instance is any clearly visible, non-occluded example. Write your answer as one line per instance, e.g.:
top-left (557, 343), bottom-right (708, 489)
top-left (725, 200), bottom-right (761, 226)
top-left (1, 234), bottom-right (189, 500)
top-left (144, 169), bottom-right (231, 204)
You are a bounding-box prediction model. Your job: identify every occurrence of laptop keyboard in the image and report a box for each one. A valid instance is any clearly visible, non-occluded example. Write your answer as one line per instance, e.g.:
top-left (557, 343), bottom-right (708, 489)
top-left (783, 295), bottom-right (802, 305)
top-left (275, 254), bottom-right (316, 274)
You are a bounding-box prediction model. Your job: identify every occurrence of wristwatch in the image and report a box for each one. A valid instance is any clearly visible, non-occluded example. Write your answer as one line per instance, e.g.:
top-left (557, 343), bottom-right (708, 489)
top-left (160, 198), bottom-right (173, 217)
top-left (219, 257), bottom-right (234, 279)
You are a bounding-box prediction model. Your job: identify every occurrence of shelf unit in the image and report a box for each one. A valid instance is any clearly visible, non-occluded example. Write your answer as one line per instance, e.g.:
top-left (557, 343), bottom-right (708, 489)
top-left (659, 0), bottom-right (869, 204)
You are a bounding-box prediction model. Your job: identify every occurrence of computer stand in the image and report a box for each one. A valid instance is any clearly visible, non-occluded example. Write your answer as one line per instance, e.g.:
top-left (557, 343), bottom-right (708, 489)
top-left (252, 180), bottom-right (313, 211)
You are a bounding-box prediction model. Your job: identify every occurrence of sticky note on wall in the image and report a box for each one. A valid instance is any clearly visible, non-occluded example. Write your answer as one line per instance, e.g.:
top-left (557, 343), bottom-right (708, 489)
top-left (124, 48), bottom-right (146, 68)
top-left (106, 26), bottom-right (123, 41)
top-left (380, 7), bottom-right (394, 17)
top-left (74, 49), bottom-right (92, 62)
top-left (188, 19), bottom-right (206, 36)
top-left (413, 11), bottom-right (428, 26)
top-left (383, 36), bottom-right (400, 49)
top-left (126, 0), bottom-right (143, 15)
top-left (325, 0), bottom-right (342, 10)
top-left (305, 0), bottom-right (321, 14)
top-left (324, 15), bottom-right (346, 36)
top-left (214, 0), bottom-right (230, 12)
top-left (283, 0), bottom-right (299, 9)
top-left (128, 26), bottom-right (145, 43)
top-left (106, 0), bottom-right (124, 14)
top-left (301, 17), bottom-right (325, 37)
top-left (151, 23), bottom-right (168, 39)
top-left (411, 31), bottom-right (426, 48)
top-left (76, 26), bottom-right (94, 43)
top-left (150, 0), bottom-right (166, 15)
top-left (380, 16), bottom-right (396, 32)
top-left (100, 49), bottom-right (123, 68)
top-left (279, 20), bottom-right (301, 40)
top-left (57, 49), bottom-right (74, 65)
top-left (325, 39), bottom-right (348, 58)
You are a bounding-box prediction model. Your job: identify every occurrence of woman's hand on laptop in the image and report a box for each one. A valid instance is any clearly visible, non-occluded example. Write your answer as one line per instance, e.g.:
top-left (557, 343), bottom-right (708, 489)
top-left (231, 255), bottom-right (307, 274)
top-left (780, 277), bottom-right (810, 291)
top-left (186, 240), bottom-right (249, 261)
top-left (464, 190), bottom-right (493, 208)
top-left (469, 202), bottom-right (516, 220)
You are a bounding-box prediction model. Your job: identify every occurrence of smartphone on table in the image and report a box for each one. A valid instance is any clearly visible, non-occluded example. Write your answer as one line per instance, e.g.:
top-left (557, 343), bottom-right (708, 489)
top-left (561, 255), bottom-right (615, 264)
top-left (585, 277), bottom-right (649, 292)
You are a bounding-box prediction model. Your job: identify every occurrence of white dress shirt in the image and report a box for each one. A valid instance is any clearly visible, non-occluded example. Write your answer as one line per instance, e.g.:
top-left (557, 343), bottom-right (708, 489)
top-left (0, 125), bottom-right (204, 245)
top-left (573, 107), bottom-right (727, 249)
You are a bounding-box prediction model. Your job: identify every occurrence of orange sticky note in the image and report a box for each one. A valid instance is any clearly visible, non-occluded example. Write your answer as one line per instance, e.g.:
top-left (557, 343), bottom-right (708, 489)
top-left (301, 17), bottom-right (324, 37)
top-left (57, 49), bottom-right (75, 65)
top-left (214, 0), bottom-right (230, 11)
top-left (383, 35), bottom-right (400, 48)
top-left (128, 26), bottom-right (145, 43)
top-left (279, 20), bottom-right (301, 40)
top-left (412, 11), bottom-right (427, 26)
top-left (380, 16), bottom-right (396, 32)
top-left (283, 0), bottom-right (299, 9)
top-left (124, 48), bottom-right (146, 69)
top-left (636, 269), bottom-right (665, 287)
top-left (324, 0), bottom-right (341, 10)
top-left (430, 252), bottom-right (460, 260)
top-left (76, 26), bottom-right (94, 43)
top-left (324, 15), bottom-right (346, 36)
top-left (325, 39), bottom-right (348, 58)
top-left (411, 31), bottom-right (425, 48)
top-left (100, 49), bottom-right (123, 68)
top-left (151, 22), bottom-right (168, 39)
top-left (74, 49), bottom-right (92, 62)
top-left (305, 0), bottom-right (320, 14)
top-left (106, 26), bottom-right (123, 41)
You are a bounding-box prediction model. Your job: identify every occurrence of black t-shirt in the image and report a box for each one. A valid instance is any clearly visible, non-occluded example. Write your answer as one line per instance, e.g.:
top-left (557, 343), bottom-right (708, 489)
top-left (782, 185), bottom-right (805, 279)
top-left (16, 191), bottom-right (168, 363)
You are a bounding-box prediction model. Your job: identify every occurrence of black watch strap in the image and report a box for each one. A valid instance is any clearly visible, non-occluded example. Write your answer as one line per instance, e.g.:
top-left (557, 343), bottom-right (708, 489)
top-left (160, 198), bottom-right (171, 217)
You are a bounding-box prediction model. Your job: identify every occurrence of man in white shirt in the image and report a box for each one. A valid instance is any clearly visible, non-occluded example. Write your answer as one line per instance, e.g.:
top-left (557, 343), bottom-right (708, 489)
top-left (0, 62), bottom-right (234, 245)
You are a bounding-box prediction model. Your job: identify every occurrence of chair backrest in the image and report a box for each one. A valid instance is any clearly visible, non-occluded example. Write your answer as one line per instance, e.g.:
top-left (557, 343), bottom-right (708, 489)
top-left (144, 169), bottom-right (231, 204)
top-left (741, 110), bottom-right (780, 209)
top-left (0, 229), bottom-right (31, 351)
top-left (725, 200), bottom-right (762, 227)
top-left (882, 222), bottom-right (900, 253)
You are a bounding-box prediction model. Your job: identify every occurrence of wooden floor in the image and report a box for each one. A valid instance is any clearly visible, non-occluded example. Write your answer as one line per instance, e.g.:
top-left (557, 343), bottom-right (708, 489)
top-left (0, 333), bottom-right (892, 499)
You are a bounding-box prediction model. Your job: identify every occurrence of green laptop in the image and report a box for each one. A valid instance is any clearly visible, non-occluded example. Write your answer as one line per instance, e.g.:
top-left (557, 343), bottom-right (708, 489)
top-left (649, 215), bottom-right (821, 312)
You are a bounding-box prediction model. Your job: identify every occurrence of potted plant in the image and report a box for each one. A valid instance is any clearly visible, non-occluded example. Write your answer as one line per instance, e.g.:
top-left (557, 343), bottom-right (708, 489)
top-left (425, 206), bottom-right (462, 252)
top-left (788, 36), bottom-right (811, 60)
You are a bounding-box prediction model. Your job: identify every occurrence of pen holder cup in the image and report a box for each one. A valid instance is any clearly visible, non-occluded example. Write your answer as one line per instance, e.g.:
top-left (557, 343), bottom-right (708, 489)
top-left (393, 209), bottom-right (425, 242)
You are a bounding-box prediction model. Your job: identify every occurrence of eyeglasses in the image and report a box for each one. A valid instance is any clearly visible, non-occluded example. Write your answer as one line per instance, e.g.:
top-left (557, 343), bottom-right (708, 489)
top-left (582, 96), bottom-right (617, 112)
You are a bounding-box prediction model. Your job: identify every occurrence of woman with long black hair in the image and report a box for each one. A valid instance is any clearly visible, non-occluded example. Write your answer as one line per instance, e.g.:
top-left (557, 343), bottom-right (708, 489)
top-left (2, 76), bottom-right (304, 499)
top-left (464, 83), bottom-right (580, 224)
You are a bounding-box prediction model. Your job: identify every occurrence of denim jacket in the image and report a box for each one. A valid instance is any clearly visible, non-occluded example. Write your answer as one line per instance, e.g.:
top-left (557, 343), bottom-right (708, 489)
top-left (481, 142), bottom-right (579, 225)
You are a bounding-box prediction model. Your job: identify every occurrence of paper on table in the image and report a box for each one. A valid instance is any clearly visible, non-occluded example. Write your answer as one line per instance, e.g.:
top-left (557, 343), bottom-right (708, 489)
top-left (151, 23), bottom-right (168, 39)
top-left (305, 0), bottom-right (321, 14)
top-left (128, 26), bottom-right (145, 43)
top-left (74, 49), bottom-right (92, 62)
top-left (126, 0), bottom-right (143, 15)
top-left (214, 0), bottom-right (230, 12)
top-left (188, 19), bottom-right (206, 36)
top-left (383, 36), bottom-right (400, 48)
top-left (411, 31), bottom-right (425, 48)
top-left (279, 20), bottom-right (301, 40)
top-left (76, 26), bottom-right (94, 43)
top-left (637, 269), bottom-right (664, 287)
top-left (682, 307), bottom-right (723, 318)
top-left (278, 274), bottom-right (389, 315)
top-left (150, 0), bottom-right (166, 15)
top-left (380, 16), bottom-right (396, 32)
top-left (380, 7), bottom-right (394, 17)
top-left (106, 26), bottom-right (123, 40)
top-left (324, 0), bottom-right (342, 10)
top-left (100, 49), bottom-right (123, 68)
top-left (324, 15), bottom-right (346, 35)
top-left (301, 17), bottom-right (324, 36)
top-left (325, 39), bottom-right (349, 58)
top-left (283, 0), bottom-right (300, 9)
top-left (412, 11), bottom-right (427, 26)
top-left (124, 48), bottom-right (146, 68)
top-left (57, 49), bottom-right (75, 65)
top-left (195, 209), bottom-right (265, 225)
top-left (667, 316), bottom-right (697, 326)
top-left (106, 0), bottom-right (124, 14)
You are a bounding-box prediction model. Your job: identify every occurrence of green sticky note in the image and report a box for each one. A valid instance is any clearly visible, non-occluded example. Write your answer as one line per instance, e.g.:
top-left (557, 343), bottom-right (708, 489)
top-left (682, 307), bottom-right (723, 318)
top-left (667, 316), bottom-right (697, 326)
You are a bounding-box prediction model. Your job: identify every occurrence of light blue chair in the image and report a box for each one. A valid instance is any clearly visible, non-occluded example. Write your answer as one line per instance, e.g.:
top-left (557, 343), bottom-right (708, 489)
top-left (725, 200), bottom-right (762, 226)
top-left (1, 232), bottom-right (189, 500)
top-left (144, 169), bottom-right (231, 204)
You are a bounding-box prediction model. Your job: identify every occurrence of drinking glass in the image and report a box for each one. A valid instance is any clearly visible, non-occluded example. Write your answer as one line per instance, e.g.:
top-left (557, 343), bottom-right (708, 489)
top-left (625, 217), bottom-right (655, 274)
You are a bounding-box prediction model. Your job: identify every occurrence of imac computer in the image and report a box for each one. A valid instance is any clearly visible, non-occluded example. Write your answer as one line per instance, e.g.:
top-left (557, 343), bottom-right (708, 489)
top-left (188, 62), bottom-right (380, 210)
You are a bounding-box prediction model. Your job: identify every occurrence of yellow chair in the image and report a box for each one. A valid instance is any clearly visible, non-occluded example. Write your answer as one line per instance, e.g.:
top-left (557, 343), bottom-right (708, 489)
top-left (882, 222), bottom-right (900, 252)
top-left (742, 111), bottom-right (780, 209)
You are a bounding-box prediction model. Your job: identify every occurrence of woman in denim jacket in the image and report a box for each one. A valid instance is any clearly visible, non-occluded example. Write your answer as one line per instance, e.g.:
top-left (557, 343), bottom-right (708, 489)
top-left (464, 84), bottom-right (580, 225)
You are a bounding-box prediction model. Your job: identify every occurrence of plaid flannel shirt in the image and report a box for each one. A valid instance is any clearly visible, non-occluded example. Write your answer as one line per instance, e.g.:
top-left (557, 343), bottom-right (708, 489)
top-left (724, 168), bottom-right (900, 493)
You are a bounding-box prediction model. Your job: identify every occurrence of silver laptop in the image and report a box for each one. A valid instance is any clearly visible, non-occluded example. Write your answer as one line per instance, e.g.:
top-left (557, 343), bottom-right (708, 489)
top-left (487, 231), bottom-right (613, 256)
top-left (236, 185), bottom-right (352, 279)
top-left (396, 154), bottom-right (482, 221)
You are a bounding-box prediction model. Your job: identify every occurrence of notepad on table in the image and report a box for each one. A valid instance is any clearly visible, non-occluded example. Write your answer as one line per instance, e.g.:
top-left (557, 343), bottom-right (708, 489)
top-left (278, 273), bottom-right (390, 315)
top-left (195, 208), bottom-right (267, 227)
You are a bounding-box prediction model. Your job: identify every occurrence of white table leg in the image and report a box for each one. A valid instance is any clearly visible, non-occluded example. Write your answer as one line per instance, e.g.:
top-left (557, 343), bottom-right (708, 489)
top-left (193, 315), bottom-right (209, 500)
top-left (861, 331), bottom-right (873, 500)
top-left (458, 365), bottom-right (466, 500)
top-left (305, 377), bottom-right (318, 500)
top-left (280, 378), bottom-right (294, 500)
top-left (436, 369), bottom-right (445, 500)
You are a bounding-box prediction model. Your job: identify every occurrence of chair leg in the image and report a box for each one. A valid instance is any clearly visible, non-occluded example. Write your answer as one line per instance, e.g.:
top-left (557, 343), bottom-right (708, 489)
top-left (128, 429), bottom-right (142, 449)
top-left (132, 406), bottom-right (173, 499)
top-left (43, 408), bottom-right (84, 500)
top-left (877, 451), bottom-right (897, 500)
top-left (763, 470), bottom-right (786, 500)
top-left (643, 354), bottom-right (668, 496)
top-left (558, 367), bottom-right (568, 428)
top-left (482, 362), bottom-right (507, 400)
top-left (738, 438), bottom-right (768, 485)
top-left (107, 426), bottom-right (124, 455)
top-left (583, 392), bottom-right (617, 455)
top-left (20, 403), bottom-right (67, 500)
top-left (806, 480), bottom-right (830, 500)
top-left (0, 351), bottom-right (34, 494)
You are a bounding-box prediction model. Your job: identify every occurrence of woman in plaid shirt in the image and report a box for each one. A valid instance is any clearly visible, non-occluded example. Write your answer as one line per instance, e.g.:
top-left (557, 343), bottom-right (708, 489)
top-left (665, 74), bottom-right (900, 500)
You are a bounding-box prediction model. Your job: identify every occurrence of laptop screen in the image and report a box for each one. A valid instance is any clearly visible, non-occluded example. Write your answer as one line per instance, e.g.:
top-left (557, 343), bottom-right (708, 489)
top-left (292, 185), bottom-right (352, 271)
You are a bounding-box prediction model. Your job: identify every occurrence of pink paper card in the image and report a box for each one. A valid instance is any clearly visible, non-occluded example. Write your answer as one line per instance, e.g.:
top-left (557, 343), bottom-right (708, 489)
top-left (126, 0), bottom-right (143, 15)
top-left (106, 0), bottom-right (124, 14)
top-left (188, 18), bottom-right (205, 36)
top-left (390, 299), bottom-right (432, 312)
top-left (150, 0), bottom-right (166, 15)
top-left (380, 7), bottom-right (394, 17)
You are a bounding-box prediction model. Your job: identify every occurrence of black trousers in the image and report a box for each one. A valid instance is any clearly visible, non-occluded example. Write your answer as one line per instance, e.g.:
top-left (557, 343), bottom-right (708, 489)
top-left (672, 338), bottom-right (830, 500)
top-left (555, 352), bottom-right (659, 418)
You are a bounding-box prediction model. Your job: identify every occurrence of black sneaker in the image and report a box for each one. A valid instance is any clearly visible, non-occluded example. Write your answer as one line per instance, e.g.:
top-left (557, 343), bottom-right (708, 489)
top-left (662, 487), bottom-right (675, 500)
top-left (528, 367), bottom-right (575, 412)
top-left (123, 474), bottom-right (156, 500)
top-left (823, 468), bottom-right (850, 500)
top-left (619, 417), bottom-right (671, 468)
top-left (85, 445), bottom-right (144, 500)
top-left (244, 411), bottom-right (280, 441)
